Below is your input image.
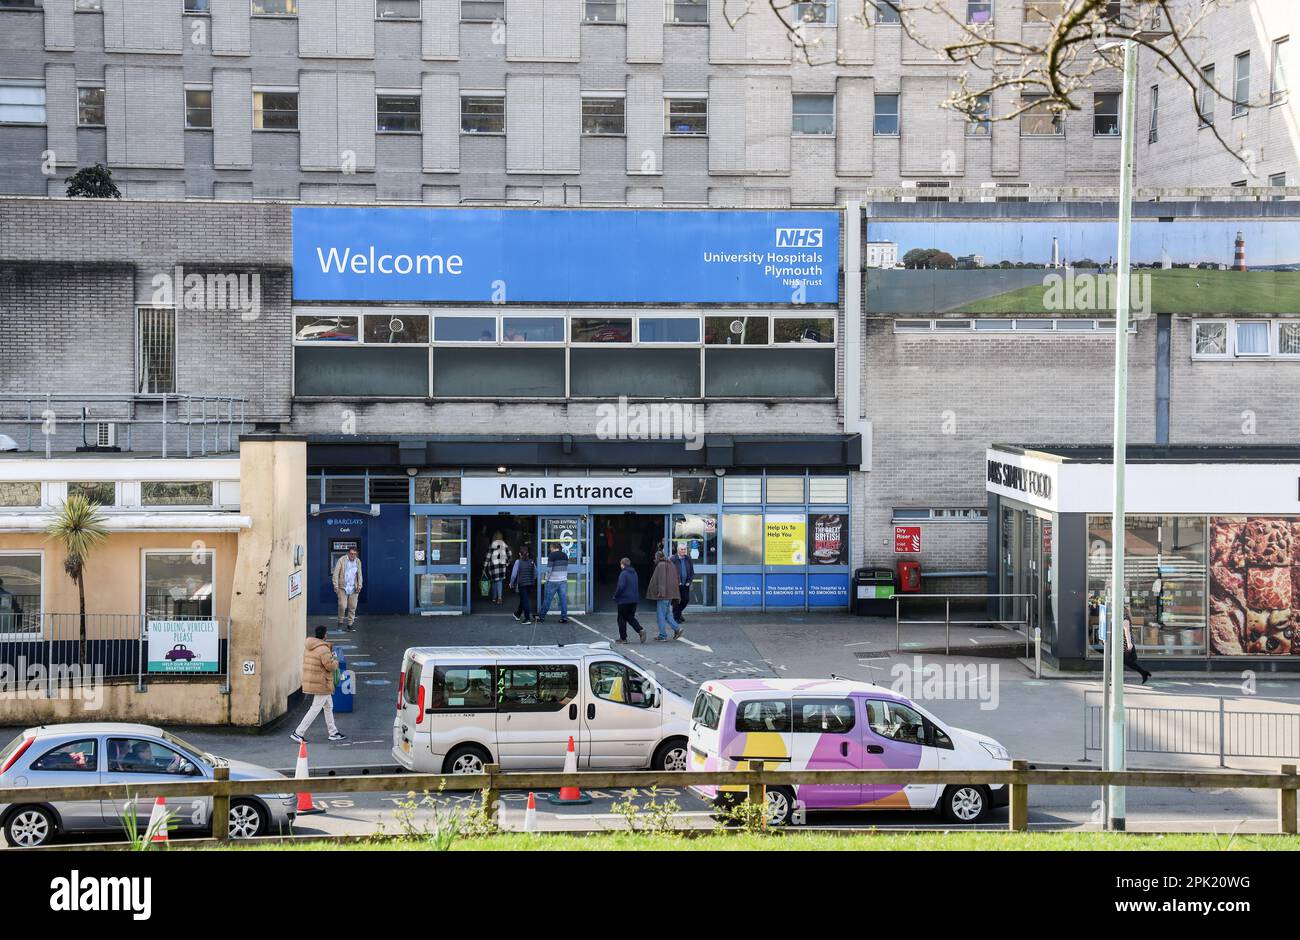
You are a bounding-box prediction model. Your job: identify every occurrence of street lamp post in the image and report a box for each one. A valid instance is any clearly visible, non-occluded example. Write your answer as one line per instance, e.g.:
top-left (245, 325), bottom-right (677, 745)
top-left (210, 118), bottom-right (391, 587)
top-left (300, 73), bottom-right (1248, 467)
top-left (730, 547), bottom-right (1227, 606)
top-left (1106, 35), bottom-right (1141, 832)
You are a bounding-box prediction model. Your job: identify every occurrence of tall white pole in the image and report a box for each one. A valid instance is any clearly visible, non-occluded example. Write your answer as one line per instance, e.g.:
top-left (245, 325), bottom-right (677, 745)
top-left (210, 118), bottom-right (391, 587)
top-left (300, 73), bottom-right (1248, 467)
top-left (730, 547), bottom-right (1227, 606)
top-left (1107, 36), bottom-right (1139, 832)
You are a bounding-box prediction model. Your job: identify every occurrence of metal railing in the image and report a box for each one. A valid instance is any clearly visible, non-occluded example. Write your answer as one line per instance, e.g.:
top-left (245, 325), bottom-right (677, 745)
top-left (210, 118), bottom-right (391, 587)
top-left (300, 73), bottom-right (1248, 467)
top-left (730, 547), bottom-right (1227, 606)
top-left (0, 393), bottom-right (248, 458)
top-left (1, 760), bottom-right (1298, 845)
top-left (894, 593), bottom-right (1036, 658)
top-left (0, 613), bottom-right (230, 691)
top-left (1082, 691), bottom-right (1300, 767)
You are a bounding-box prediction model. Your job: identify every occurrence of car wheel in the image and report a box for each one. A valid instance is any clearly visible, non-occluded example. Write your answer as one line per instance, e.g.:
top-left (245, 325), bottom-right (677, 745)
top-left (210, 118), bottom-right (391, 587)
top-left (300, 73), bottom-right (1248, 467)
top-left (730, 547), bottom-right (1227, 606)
top-left (443, 745), bottom-right (491, 775)
top-left (228, 800), bottom-right (268, 839)
top-left (941, 785), bottom-right (990, 824)
top-left (765, 787), bottom-right (795, 827)
top-left (5, 806), bottom-right (56, 847)
top-left (653, 738), bottom-right (688, 772)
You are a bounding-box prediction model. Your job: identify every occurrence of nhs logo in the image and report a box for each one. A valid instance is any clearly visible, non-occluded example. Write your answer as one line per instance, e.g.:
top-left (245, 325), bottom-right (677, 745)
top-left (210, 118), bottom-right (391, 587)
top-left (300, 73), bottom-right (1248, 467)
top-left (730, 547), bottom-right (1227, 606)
top-left (775, 228), bottom-right (824, 248)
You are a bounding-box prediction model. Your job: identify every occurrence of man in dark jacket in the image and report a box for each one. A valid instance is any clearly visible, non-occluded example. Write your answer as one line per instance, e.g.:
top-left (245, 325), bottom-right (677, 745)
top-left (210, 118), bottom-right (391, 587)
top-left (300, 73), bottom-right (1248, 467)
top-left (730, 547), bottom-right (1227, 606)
top-left (613, 557), bottom-right (645, 644)
top-left (670, 543), bottom-right (696, 623)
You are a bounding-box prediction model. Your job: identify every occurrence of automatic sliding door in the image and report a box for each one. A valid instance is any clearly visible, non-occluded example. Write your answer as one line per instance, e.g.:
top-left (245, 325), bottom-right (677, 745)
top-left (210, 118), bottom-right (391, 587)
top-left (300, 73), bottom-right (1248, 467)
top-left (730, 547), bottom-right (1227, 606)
top-left (413, 515), bottom-right (469, 613)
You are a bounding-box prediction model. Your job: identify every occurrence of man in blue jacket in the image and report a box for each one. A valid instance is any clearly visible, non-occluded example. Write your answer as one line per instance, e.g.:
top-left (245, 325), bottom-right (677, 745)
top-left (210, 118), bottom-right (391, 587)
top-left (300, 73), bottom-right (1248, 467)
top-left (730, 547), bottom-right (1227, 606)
top-left (613, 557), bottom-right (645, 644)
top-left (670, 543), bottom-right (696, 623)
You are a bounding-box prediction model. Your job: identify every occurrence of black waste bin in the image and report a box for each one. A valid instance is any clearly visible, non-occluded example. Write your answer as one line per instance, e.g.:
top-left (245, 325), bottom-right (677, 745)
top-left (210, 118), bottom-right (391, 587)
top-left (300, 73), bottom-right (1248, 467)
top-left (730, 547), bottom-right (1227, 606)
top-left (852, 566), bottom-right (897, 616)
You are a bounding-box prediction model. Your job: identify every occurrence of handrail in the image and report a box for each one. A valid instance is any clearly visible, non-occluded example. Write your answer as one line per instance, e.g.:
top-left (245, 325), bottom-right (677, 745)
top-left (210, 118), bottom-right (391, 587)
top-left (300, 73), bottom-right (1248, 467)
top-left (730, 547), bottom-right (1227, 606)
top-left (1, 761), bottom-right (1297, 839)
top-left (894, 592), bottom-right (1036, 657)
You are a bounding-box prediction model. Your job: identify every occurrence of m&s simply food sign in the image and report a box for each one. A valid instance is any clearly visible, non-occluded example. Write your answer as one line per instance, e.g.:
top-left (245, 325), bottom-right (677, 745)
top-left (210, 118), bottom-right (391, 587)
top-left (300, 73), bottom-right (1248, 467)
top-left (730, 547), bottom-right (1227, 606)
top-left (292, 207), bottom-right (839, 304)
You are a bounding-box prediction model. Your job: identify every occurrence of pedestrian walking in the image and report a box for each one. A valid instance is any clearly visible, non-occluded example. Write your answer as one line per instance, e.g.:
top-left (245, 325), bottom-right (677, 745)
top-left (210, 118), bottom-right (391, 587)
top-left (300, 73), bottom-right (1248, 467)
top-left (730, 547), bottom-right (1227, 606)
top-left (614, 557), bottom-right (645, 644)
top-left (291, 626), bottom-right (346, 742)
top-left (331, 546), bottom-right (363, 632)
top-left (1122, 606), bottom-right (1152, 684)
top-left (484, 531), bottom-right (511, 605)
top-left (670, 543), bottom-right (695, 623)
top-left (535, 544), bottom-right (570, 623)
top-left (510, 545), bottom-right (538, 624)
top-left (647, 550), bottom-right (682, 641)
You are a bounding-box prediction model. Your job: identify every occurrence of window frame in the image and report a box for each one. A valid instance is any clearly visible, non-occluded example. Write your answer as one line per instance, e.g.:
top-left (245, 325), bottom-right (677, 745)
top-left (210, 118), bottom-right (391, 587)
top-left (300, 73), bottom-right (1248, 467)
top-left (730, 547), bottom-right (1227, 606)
top-left (582, 0), bottom-right (623, 23)
top-left (66, 481), bottom-right (118, 507)
top-left (0, 549), bottom-right (43, 639)
top-left (141, 548), bottom-right (217, 622)
top-left (460, 0), bottom-right (505, 23)
top-left (1192, 320), bottom-right (1230, 358)
top-left (1093, 91), bottom-right (1119, 136)
top-left (1198, 63), bottom-right (1216, 127)
top-left (376, 90), bottom-right (422, 134)
top-left (76, 84), bottom-right (105, 127)
top-left (1020, 93), bottom-right (1063, 136)
top-left (792, 697), bottom-right (856, 734)
top-left (375, 0), bottom-right (420, 19)
top-left (140, 481), bottom-right (216, 509)
top-left (137, 305), bottom-right (178, 394)
top-left (580, 93), bottom-right (626, 136)
top-left (0, 81), bottom-right (46, 126)
top-left (1147, 83), bottom-right (1158, 142)
top-left (873, 92), bottom-right (900, 136)
top-left (1276, 321), bottom-right (1300, 358)
top-left (665, 0), bottom-right (707, 25)
top-left (664, 95), bottom-right (707, 136)
top-left (460, 92), bottom-right (505, 135)
top-left (1271, 36), bottom-right (1289, 105)
top-left (250, 0), bottom-right (297, 15)
top-left (184, 0), bottom-right (211, 13)
top-left (1233, 50), bottom-right (1250, 117)
top-left (252, 87), bottom-right (299, 131)
top-left (966, 0), bottom-right (992, 24)
top-left (184, 85), bottom-right (213, 129)
top-left (791, 92), bottom-right (835, 136)
top-left (793, 1), bottom-right (834, 25)
top-left (965, 93), bottom-right (991, 136)
top-left (1234, 319), bottom-right (1271, 357)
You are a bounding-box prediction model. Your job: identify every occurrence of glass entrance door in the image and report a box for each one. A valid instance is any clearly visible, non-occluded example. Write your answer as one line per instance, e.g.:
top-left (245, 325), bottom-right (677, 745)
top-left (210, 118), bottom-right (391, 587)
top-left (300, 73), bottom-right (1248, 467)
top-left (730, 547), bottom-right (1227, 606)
top-left (413, 515), bottom-right (469, 613)
top-left (538, 515), bottom-right (589, 615)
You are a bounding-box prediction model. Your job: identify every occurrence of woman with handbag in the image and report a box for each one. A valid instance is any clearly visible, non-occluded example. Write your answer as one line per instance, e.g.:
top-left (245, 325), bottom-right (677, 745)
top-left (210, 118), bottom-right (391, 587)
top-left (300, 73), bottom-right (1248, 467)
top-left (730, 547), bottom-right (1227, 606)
top-left (483, 531), bottom-right (511, 605)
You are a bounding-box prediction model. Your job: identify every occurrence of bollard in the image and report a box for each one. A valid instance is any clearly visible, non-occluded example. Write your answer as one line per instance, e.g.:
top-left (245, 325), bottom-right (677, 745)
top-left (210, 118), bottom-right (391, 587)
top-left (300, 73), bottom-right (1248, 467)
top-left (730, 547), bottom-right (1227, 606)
top-left (212, 764), bottom-right (230, 842)
top-left (1034, 627), bottom-right (1042, 679)
top-left (482, 763), bottom-right (501, 827)
top-left (1008, 759), bottom-right (1029, 833)
top-left (1280, 764), bottom-right (1297, 835)
top-left (746, 760), bottom-right (766, 810)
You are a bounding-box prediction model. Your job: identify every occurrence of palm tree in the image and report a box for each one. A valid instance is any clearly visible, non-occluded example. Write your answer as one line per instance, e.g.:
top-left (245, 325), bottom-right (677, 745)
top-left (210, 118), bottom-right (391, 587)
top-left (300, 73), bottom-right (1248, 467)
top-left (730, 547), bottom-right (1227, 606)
top-left (45, 495), bottom-right (108, 666)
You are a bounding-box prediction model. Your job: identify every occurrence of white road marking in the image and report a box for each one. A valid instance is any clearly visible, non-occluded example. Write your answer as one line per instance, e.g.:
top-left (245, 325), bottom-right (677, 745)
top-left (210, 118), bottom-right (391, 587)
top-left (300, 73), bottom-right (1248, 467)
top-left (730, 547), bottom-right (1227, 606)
top-left (567, 616), bottom-right (695, 685)
top-left (676, 637), bottom-right (714, 653)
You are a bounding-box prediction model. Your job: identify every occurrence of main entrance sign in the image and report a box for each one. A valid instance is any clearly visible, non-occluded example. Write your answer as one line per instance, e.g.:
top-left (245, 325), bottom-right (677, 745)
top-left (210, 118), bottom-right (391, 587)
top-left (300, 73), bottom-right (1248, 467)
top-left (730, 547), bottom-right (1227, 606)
top-left (292, 207), bottom-right (839, 303)
top-left (462, 476), bottom-right (673, 507)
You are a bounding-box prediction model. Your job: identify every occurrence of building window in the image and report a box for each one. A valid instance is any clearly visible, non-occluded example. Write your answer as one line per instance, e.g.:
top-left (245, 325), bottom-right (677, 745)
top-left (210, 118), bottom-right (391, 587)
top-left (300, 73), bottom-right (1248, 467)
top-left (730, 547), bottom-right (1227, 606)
top-left (571, 318), bottom-right (633, 343)
top-left (1198, 64), bottom-right (1215, 126)
top-left (1278, 322), bottom-right (1300, 356)
top-left (774, 317), bottom-right (834, 343)
top-left (665, 97), bottom-right (707, 135)
top-left (1193, 321), bottom-right (1228, 355)
top-left (873, 93), bottom-right (899, 136)
top-left (253, 90), bottom-right (298, 130)
top-left (0, 552), bottom-right (41, 636)
top-left (876, 2), bottom-right (900, 23)
top-left (721, 513), bottom-right (763, 564)
top-left (705, 315), bottom-right (768, 345)
top-left (295, 313), bottom-right (359, 342)
top-left (0, 83), bottom-right (45, 125)
top-left (0, 482), bottom-right (40, 508)
top-left (1020, 94), bottom-right (1062, 135)
top-left (461, 0), bottom-right (503, 21)
top-left (965, 93), bottom-right (991, 136)
top-left (185, 88), bottom-right (212, 128)
top-left (185, 0), bottom-right (210, 12)
top-left (77, 86), bottom-right (104, 126)
top-left (75, 0), bottom-right (102, 9)
top-left (141, 482), bottom-right (214, 507)
top-left (1024, 0), bottom-right (1061, 22)
top-left (665, 0), bottom-right (706, 24)
top-left (376, 0), bottom-right (419, 17)
top-left (377, 92), bottom-right (420, 133)
top-left (583, 0), bottom-right (622, 22)
top-left (794, 1), bottom-right (833, 23)
top-left (1272, 37), bottom-right (1289, 104)
top-left (67, 482), bottom-right (115, 506)
top-left (1147, 84), bottom-right (1158, 142)
top-left (638, 316), bottom-right (701, 343)
top-left (143, 550), bottom-right (215, 620)
top-left (461, 94), bottom-right (504, 133)
top-left (251, 0), bottom-right (296, 13)
top-left (138, 307), bottom-right (177, 393)
top-left (966, 0), bottom-right (991, 23)
top-left (1235, 320), bottom-right (1269, 355)
top-left (1233, 51), bottom-right (1249, 116)
top-left (581, 96), bottom-right (625, 135)
top-left (792, 93), bottom-right (834, 135)
top-left (364, 312), bottom-right (430, 343)
top-left (1093, 91), bottom-right (1119, 136)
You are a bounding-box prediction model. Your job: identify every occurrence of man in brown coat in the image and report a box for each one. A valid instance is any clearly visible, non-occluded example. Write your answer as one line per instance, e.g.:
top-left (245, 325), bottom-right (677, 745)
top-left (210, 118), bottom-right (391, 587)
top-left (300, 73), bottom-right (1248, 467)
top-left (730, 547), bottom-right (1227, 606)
top-left (646, 551), bottom-right (684, 642)
top-left (291, 626), bottom-right (346, 742)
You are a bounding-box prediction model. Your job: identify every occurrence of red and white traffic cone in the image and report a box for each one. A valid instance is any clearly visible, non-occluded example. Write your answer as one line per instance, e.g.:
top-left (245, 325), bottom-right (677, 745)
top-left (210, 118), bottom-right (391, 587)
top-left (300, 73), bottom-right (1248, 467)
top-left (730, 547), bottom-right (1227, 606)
top-left (146, 796), bottom-right (169, 844)
top-left (294, 740), bottom-right (324, 816)
top-left (523, 792), bottom-right (538, 831)
top-left (546, 736), bottom-right (591, 805)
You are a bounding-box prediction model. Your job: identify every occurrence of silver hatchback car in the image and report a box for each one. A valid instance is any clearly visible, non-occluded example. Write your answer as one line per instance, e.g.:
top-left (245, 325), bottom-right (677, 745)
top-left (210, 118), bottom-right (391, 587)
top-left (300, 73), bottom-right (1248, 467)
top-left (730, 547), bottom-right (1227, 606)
top-left (0, 722), bottom-right (296, 847)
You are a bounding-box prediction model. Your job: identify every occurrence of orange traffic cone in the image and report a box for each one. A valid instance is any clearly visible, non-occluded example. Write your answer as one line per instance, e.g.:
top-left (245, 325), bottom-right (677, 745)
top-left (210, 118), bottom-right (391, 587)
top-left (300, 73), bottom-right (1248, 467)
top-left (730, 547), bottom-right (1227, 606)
top-left (546, 736), bottom-right (591, 805)
top-left (146, 796), bottom-right (169, 843)
top-left (523, 792), bottom-right (538, 831)
top-left (294, 741), bottom-right (324, 816)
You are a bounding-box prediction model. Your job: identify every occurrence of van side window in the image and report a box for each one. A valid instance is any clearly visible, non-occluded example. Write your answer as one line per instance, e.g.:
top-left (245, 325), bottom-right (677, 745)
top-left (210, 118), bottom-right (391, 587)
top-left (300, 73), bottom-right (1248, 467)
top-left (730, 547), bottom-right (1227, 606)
top-left (793, 698), bottom-right (855, 734)
top-left (692, 691), bottom-right (723, 730)
top-left (498, 665), bottom-right (578, 712)
top-left (589, 662), bottom-right (653, 708)
top-left (734, 699), bottom-right (792, 734)
top-left (865, 700), bottom-right (926, 746)
top-left (430, 665), bottom-right (495, 710)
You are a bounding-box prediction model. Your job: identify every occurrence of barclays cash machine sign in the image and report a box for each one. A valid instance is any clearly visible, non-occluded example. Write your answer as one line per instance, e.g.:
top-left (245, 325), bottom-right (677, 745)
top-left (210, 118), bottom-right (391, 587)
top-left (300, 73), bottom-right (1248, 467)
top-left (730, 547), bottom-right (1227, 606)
top-left (292, 207), bottom-right (839, 303)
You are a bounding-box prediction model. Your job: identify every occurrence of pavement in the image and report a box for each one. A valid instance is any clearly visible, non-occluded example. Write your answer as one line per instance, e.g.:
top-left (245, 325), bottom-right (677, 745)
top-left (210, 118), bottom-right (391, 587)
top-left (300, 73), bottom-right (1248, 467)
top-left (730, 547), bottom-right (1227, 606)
top-left (5, 608), bottom-right (1300, 842)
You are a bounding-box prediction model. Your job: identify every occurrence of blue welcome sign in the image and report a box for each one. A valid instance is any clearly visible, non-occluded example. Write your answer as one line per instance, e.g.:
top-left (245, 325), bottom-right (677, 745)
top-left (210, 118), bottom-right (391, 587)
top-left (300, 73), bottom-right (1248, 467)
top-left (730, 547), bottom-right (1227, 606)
top-left (292, 207), bottom-right (839, 303)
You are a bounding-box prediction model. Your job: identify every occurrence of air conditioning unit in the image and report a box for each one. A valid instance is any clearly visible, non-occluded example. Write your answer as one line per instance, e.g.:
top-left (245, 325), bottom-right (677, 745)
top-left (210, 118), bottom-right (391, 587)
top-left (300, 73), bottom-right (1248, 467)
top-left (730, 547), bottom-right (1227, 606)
top-left (93, 422), bottom-right (116, 448)
top-left (916, 180), bottom-right (952, 203)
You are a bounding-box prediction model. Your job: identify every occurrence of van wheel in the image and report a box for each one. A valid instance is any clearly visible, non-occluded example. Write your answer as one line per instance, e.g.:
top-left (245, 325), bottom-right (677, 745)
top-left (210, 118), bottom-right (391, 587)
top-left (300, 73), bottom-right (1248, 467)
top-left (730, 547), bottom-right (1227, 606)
top-left (941, 785), bottom-right (990, 824)
top-left (765, 787), bottom-right (795, 827)
top-left (653, 738), bottom-right (688, 772)
top-left (5, 806), bottom-right (56, 847)
top-left (443, 745), bottom-right (492, 775)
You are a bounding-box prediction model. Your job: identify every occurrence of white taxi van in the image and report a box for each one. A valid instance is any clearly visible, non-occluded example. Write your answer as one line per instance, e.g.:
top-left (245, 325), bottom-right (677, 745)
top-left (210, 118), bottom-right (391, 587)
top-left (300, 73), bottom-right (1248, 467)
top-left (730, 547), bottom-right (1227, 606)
top-left (393, 643), bottom-right (692, 773)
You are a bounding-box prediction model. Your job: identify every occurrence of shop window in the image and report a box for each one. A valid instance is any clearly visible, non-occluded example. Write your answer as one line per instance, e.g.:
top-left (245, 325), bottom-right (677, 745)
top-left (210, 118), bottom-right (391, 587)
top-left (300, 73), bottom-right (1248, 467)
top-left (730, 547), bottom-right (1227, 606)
top-left (673, 512), bottom-right (717, 565)
top-left (705, 316), bottom-right (769, 345)
top-left (502, 317), bottom-right (565, 343)
top-left (143, 550), bottom-right (215, 620)
top-left (808, 477), bottom-right (848, 504)
top-left (721, 513), bottom-right (763, 565)
top-left (722, 477), bottom-right (762, 504)
top-left (672, 476), bottom-right (717, 504)
top-left (67, 482), bottom-right (114, 506)
top-left (0, 482), bottom-right (40, 507)
top-left (414, 477), bottom-right (462, 504)
top-left (364, 313), bottom-right (429, 344)
top-left (765, 477), bottom-right (805, 503)
top-left (295, 314), bottom-right (359, 342)
top-left (0, 552), bottom-right (41, 635)
top-left (141, 482), bottom-right (213, 507)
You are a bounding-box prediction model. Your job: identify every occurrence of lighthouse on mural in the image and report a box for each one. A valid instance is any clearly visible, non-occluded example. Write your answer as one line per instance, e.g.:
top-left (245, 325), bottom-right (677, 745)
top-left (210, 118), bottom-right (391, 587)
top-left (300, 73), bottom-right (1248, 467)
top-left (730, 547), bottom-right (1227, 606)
top-left (1050, 235), bottom-right (1061, 269)
top-left (1234, 230), bottom-right (1247, 271)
